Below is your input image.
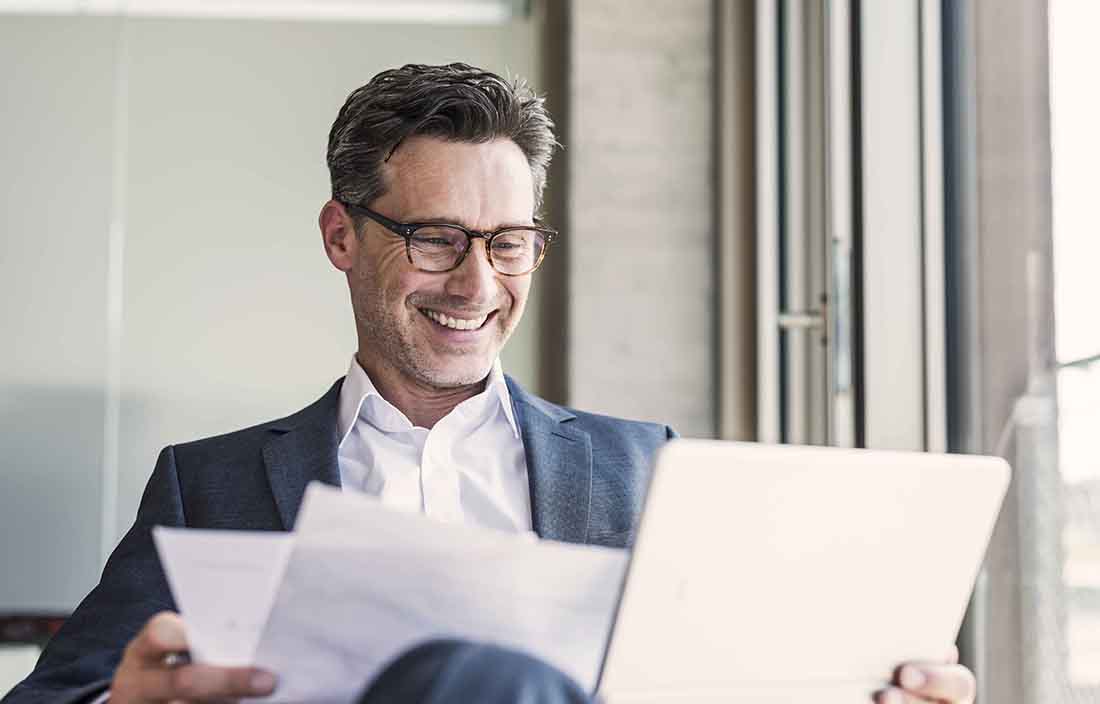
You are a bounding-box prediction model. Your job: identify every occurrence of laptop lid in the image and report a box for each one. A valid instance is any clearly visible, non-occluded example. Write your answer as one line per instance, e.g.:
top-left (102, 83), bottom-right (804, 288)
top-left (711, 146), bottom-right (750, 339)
top-left (596, 439), bottom-right (1010, 701)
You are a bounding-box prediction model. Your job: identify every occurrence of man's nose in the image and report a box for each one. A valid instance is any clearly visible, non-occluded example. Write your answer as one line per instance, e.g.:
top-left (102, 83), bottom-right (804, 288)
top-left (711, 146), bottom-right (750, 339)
top-left (444, 239), bottom-right (498, 302)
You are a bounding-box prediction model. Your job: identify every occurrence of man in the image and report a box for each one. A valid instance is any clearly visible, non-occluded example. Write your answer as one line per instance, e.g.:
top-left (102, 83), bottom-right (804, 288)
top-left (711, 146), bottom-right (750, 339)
top-left (4, 63), bottom-right (976, 704)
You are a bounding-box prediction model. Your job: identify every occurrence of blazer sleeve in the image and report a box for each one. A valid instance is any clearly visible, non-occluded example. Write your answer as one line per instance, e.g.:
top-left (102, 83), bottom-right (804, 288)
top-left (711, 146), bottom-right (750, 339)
top-left (2, 447), bottom-right (186, 704)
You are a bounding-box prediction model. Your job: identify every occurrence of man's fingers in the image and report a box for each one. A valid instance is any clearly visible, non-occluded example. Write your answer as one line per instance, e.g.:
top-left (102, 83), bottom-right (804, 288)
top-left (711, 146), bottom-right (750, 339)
top-left (121, 612), bottom-right (276, 700)
top-left (171, 664), bottom-right (277, 701)
top-left (137, 662), bottom-right (277, 701)
top-left (895, 662), bottom-right (976, 704)
top-left (130, 612), bottom-right (189, 662)
top-left (874, 686), bottom-right (932, 704)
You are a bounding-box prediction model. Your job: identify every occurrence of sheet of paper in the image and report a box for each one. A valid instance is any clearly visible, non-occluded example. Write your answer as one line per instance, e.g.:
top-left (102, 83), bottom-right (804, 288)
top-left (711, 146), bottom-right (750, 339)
top-left (153, 527), bottom-right (294, 665)
top-left (251, 483), bottom-right (629, 704)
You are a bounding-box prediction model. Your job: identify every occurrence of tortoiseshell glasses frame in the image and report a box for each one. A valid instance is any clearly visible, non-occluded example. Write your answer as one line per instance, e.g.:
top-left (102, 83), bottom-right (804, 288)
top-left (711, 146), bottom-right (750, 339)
top-left (340, 201), bottom-right (556, 276)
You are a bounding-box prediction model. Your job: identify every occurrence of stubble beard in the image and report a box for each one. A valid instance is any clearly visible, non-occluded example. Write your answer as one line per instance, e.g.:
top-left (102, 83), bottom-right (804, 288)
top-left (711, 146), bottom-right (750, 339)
top-left (353, 284), bottom-right (505, 391)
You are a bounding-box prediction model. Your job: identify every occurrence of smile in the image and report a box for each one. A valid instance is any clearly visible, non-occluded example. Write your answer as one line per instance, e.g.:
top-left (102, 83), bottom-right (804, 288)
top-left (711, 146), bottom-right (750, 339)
top-left (419, 308), bottom-right (492, 331)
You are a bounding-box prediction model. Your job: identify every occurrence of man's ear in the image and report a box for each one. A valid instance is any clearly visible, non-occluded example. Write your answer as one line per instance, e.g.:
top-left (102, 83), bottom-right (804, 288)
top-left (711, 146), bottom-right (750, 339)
top-left (319, 199), bottom-right (359, 272)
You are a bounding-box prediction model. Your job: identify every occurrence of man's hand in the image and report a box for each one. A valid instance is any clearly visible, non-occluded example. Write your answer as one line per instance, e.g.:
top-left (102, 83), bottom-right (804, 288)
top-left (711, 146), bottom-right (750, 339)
top-left (874, 646), bottom-right (976, 704)
top-left (109, 611), bottom-right (276, 703)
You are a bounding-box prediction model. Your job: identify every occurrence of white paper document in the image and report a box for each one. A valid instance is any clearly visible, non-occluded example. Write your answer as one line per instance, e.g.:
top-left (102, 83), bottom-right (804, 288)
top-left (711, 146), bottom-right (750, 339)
top-left (152, 527), bottom-right (294, 666)
top-left (155, 483), bottom-right (628, 704)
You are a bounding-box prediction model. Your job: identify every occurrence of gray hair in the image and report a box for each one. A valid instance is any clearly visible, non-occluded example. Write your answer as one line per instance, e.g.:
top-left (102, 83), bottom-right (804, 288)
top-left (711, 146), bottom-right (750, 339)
top-left (326, 62), bottom-right (558, 218)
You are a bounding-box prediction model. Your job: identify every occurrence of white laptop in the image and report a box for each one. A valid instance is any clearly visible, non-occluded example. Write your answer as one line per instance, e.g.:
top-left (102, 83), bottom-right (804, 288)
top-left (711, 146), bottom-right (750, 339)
top-left (594, 439), bottom-right (1010, 703)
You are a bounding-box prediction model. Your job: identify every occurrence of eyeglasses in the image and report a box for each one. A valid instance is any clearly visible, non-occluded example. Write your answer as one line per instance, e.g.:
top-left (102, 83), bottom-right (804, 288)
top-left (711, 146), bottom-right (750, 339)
top-left (340, 201), bottom-right (556, 276)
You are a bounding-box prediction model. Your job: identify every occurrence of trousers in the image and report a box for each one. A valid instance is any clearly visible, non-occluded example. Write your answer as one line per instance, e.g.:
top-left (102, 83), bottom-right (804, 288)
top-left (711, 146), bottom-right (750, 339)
top-left (358, 639), bottom-right (594, 704)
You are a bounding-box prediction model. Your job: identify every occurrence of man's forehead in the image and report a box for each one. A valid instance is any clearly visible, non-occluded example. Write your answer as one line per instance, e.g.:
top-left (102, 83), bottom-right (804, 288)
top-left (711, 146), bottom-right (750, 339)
top-left (384, 135), bottom-right (526, 173)
top-left (378, 136), bottom-right (535, 218)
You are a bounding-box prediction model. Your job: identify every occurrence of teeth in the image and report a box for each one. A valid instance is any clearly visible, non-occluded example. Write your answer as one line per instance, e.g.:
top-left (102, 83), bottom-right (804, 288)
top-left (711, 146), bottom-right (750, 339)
top-left (422, 309), bottom-right (490, 331)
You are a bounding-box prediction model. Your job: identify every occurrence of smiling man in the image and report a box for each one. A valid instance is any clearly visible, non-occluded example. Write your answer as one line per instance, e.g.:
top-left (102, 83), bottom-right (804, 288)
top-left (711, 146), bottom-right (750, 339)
top-left (4, 64), bottom-right (976, 704)
top-left (328, 133), bottom-right (545, 429)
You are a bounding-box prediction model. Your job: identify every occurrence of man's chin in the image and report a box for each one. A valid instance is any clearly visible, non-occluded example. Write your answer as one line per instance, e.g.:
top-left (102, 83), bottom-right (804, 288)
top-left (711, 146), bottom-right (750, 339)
top-left (415, 357), bottom-right (496, 390)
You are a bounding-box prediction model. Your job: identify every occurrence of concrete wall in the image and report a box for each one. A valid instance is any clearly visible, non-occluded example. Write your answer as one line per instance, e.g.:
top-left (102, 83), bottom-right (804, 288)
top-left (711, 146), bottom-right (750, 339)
top-left (563, 0), bottom-right (716, 438)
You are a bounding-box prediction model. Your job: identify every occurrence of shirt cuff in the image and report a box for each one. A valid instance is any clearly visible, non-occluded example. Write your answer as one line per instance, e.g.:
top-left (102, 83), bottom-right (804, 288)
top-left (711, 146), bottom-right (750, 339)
top-left (89, 691), bottom-right (111, 704)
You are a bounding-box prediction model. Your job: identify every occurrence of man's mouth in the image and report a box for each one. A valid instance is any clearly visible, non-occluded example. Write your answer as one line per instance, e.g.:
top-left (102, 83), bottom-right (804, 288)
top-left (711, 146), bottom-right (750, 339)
top-left (419, 308), bottom-right (494, 331)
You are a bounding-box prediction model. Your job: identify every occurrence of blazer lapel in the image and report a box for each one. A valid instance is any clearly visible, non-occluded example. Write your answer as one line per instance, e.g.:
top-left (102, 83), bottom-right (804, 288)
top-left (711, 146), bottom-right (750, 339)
top-left (507, 377), bottom-right (593, 545)
top-left (263, 380), bottom-right (344, 530)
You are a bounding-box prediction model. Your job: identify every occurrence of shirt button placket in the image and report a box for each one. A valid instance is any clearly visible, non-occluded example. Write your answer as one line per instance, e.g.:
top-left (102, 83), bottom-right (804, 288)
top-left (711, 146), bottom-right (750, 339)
top-left (423, 427), bottom-right (461, 523)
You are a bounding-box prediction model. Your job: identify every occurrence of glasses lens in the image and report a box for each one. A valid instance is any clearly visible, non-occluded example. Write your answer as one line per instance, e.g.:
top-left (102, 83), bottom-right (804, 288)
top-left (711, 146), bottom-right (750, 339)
top-left (408, 226), bottom-right (468, 271)
top-left (490, 229), bottom-right (547, 275)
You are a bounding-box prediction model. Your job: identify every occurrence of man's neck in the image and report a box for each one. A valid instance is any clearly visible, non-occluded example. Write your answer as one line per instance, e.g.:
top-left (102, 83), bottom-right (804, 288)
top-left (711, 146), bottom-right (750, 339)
top-left (355, 352), bottom-right (487, 429)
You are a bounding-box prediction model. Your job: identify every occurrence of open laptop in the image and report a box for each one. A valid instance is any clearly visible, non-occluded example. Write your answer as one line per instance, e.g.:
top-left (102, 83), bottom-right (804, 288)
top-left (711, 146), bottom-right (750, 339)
top-left (593, 439), bottom-right (1010, 703)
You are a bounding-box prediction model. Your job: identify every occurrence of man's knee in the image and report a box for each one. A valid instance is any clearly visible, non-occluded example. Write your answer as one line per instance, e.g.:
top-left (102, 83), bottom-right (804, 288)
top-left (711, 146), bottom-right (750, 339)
top-left (360, 639), bottom-right (591, 704)
top-left (451, 642), bottom-right (588, 702)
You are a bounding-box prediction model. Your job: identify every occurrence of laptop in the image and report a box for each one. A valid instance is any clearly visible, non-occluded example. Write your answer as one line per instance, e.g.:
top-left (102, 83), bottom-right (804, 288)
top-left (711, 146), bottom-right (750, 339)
top-left (594, 439), bottom-right (1010, 703)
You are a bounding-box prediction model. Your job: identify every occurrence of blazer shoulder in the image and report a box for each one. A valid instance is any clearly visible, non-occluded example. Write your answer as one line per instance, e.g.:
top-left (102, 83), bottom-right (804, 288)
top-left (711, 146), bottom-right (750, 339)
top-left (171, 378), bottom-right (344, 465)
top-left (565, 407), bottom-right (675, 444)
top-left (505, 374), bottom-right (675, 442)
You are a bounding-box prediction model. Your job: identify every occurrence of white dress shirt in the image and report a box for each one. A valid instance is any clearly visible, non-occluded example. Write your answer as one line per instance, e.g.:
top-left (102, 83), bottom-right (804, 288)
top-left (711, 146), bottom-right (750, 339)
top-left (336, 356), bottom-right (533, 533)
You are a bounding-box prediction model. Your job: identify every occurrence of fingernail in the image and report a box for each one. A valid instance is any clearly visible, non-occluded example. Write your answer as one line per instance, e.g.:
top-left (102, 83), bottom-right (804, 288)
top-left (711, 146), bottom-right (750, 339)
top-left (251, 671), bottom-right (277, 692)
top-left (900, 665), bottom-right (926, 689)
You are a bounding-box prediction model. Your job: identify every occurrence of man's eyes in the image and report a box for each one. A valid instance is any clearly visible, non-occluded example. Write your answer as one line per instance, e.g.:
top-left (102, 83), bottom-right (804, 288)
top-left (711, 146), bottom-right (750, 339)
top-left (412, 236), bottom-right (457, 247)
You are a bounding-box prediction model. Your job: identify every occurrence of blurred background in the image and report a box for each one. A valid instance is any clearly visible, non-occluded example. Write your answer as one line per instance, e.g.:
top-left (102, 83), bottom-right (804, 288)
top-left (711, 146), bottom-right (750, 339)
top-left (0, 1), bottom-right (1096, 702)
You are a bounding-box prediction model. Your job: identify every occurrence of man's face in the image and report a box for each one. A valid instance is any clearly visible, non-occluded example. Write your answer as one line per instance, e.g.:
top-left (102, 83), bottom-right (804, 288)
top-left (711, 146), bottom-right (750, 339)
top-left (345, 135), bottom-right (535, 390)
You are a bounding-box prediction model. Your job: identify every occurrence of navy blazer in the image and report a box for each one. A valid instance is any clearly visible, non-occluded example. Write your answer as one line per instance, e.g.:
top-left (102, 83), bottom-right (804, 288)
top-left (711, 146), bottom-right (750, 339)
top-left (4, 377), bottom-right (673, 704)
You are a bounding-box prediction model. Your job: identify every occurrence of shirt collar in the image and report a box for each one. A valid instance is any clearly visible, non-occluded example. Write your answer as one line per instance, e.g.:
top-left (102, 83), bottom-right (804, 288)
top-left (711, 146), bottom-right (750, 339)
top-left (485, 359), bottom-right (520, 438)
top-left (337, 356), bottom-right (520, 447)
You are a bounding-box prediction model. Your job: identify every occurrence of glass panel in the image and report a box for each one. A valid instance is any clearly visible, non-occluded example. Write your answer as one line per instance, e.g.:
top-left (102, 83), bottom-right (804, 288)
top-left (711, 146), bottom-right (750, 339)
top-left (0, 11), bottom-right (542, 615)
top-left (0, 16), bottom-right (116, 613)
